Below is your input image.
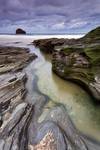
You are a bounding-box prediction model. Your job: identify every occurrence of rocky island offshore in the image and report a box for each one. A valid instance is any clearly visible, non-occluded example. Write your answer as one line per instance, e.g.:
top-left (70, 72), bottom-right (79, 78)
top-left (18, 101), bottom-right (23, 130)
top-left (16, 28), bottom-right (26, 35)
top-left (0, 27), bottom-right (100, 150)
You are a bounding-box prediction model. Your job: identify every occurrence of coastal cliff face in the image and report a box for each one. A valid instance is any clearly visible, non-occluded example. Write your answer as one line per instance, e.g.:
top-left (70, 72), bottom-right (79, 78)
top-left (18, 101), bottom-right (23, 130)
top-left (52, 46), bottom-right (100, 101)
top-left (34, 26), bottom-right (100, 101)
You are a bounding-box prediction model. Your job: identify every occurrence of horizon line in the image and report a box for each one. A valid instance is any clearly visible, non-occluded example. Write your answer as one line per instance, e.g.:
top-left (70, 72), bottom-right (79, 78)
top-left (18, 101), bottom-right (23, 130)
top-left (0, 33), bottom-right (85, 35)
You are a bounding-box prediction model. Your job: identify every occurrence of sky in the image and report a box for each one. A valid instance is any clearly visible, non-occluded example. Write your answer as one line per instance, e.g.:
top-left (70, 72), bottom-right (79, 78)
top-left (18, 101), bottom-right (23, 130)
top-left (0, 0), bottom-right (100, 34)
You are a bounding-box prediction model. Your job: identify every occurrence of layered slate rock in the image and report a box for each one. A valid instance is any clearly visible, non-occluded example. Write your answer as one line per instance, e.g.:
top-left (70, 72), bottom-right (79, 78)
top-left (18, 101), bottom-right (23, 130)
top-left (0, 46), bottom-right (38, 149)
top-left (0, 46), bottom-right (37, 74)
top-left (0, 103), bottom-right (34, 150)
top-left (0, 72), bottom-right (27, 126)
top-left (16, 28), bottom-right (26, 35)
top-left (0, 101), bottom-right (100, 150)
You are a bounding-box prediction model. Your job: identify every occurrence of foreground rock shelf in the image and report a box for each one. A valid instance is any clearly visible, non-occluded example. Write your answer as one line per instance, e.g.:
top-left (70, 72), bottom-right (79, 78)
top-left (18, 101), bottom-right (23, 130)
top-left (0, 46), bottom-right (37, 149)
top-left (0, 46), bottom-right (37, 131)
top-left (0, 46), bottom-right (37, 74)
top-left (0, 72), bottom-right (27, 126)
top-left (0, 102), bottom-right (100, 150)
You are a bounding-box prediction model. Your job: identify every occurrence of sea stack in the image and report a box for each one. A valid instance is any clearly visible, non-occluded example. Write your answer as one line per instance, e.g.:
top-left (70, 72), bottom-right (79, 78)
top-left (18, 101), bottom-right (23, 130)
top-left (16, 28), bottom-right (26, 35)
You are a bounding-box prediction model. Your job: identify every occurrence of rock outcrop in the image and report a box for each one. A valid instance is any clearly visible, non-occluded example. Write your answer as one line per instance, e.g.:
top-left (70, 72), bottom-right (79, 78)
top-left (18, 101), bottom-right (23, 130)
top-left (33, 26), bottom-right (100, 101)
top-left (0, 100), bottom-right (100, 150)
top-left (33, 26), bottom-right (100, 54)
top-left (0, 46), bottom-right (37, 130)
top-left (0, 46), bottom-right (37, 74)
top-left (33, 38), bottom-right (66, 53)
top-left (0, 72), bottom-right (27, 127)
top-left (0, 46), bottom-right (38, 148)
top-left (52, 46), bottom-right (100, 101)
top-left (16, 28), bottom-right (26, 35)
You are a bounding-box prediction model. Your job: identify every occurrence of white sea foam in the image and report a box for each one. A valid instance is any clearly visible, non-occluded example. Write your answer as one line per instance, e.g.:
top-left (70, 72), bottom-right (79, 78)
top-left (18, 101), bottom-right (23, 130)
top-left (0, 34), bottom-right (84, 47)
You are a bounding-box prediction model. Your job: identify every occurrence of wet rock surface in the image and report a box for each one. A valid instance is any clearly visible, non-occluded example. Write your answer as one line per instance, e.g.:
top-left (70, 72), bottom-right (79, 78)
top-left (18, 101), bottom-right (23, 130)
top-left (33, 38), bottom-right (66, 53)
top-left (0, 95), bottom-right (100, 150)
top-left (0, 46), bottom-right (37, 74)
top-left (0, 46), bottom-right (37, 149)
top-left (0, 72), bottom-right (26, 120)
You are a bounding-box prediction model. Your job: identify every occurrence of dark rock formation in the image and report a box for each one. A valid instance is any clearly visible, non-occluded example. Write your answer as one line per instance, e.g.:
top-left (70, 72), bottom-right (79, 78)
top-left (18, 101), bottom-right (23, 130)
top-left (16, 28), bottom-right (26, 35)
top-left (0, 72), bottom-right (27, 127)
top-left (0, 46), bottom-right (37, 74)
top-left (33, 26), bottom-right (100, 54)
top-left (33, 38), bottom-right (66, 53)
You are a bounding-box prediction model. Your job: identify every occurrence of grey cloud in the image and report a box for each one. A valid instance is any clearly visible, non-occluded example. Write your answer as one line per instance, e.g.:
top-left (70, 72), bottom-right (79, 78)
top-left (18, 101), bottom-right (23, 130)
top-left (0, 0), bottom-right (100, 33)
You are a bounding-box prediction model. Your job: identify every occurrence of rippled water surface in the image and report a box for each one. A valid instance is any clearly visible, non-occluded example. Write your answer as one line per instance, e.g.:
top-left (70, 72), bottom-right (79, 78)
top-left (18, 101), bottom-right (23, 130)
top-left (0, 35), bottom-right (100, 141)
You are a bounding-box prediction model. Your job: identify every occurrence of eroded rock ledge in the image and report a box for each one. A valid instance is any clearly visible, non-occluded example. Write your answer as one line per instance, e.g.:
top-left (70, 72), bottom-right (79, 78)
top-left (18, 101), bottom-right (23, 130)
top-left (52, 47), bottom-right (100, 101)
top-left (0, 46), bottom-right (37, 74)
top-left (33, 38), bottom-right (66, 53)
top-left (0, 46), bottom-right (37, 137)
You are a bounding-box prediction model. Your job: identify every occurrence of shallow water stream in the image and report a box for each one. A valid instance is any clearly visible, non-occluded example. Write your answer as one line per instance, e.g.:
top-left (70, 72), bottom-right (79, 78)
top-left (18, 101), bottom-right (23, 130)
top-left (0, 35), bottom-right (100, 141)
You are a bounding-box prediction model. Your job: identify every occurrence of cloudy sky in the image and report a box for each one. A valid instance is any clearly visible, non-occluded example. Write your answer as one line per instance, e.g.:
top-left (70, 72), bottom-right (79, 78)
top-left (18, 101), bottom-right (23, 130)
top-left (0, 0), bottom-right (100, 34)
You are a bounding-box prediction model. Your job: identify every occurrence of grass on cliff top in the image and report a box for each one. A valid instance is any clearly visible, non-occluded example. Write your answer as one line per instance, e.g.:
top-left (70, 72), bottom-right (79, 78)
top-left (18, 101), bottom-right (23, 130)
top-left (85, 45), bottom-right (100, 65)
top-left (61, 47), bottom-right (83, 54)
top-left (84, 26), bottom-right (100, 39)
top-left (61, 45), bottom-right (100, 65)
